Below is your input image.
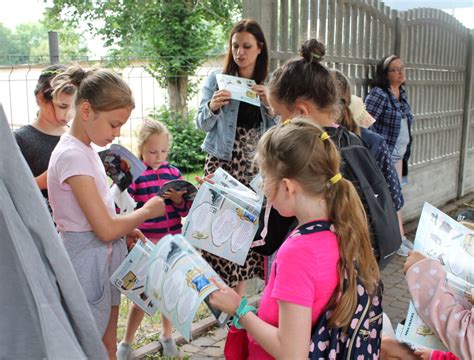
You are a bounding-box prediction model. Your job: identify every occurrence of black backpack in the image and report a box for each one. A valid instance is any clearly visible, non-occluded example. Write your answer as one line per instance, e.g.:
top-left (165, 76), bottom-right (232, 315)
top-left (327, 126), bottom-right (401, 267)
top-left (253, 126), bottom-right (400, 268)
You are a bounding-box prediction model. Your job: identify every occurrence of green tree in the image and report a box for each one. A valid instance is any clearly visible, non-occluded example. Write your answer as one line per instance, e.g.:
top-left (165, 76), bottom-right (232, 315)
top-left (46, 0), bottom-right (241, 119)
top-left (0, 21), bottom-right (88, 65)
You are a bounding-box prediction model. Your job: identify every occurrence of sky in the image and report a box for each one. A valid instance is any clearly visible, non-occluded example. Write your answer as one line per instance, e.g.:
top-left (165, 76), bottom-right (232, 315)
top-left (0, 1), bottom-right (472, 50)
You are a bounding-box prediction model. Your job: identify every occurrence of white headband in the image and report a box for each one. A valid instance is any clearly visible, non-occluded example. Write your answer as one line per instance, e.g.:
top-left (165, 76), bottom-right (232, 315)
top-left (383, 55), bottom-right (397, 70)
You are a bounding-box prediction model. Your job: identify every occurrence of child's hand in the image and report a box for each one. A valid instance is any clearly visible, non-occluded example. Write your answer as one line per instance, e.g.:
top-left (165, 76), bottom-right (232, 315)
top-left (126, 228), bottom-right (145, 250)
top-left (403, 251), bottom-right (426, 274)
top-left (381, 337), bottom-right (417, 359)
top-left (195, 173), bottom-right (214, 186)
top-left (209, 279), bottom-right (241, 316)
top-left (143, 196), bottom-right (165, 218)
top-left (414, 348), bottom-right (432, 360)
top-left (162, 188), bottom-right (187, 205)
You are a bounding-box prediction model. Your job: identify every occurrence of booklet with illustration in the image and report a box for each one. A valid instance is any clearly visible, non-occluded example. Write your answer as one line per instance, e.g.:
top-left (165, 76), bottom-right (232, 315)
top-left (144, 234), bottom-right (224, 341)
top-left (157, 179), bottom-right (198, 201)
top-left (99, 144), bottom-right (145, 192)
top-left (215, 73), bottom-right (261, 107)
top-left (183, 168), bottom-right (263, 266)
top-left (110, 240), bottom-right (158, 316)
top-left (396, 202), bottom-right (474, 350)
top-left (111, 235), bottom-right (227, 340)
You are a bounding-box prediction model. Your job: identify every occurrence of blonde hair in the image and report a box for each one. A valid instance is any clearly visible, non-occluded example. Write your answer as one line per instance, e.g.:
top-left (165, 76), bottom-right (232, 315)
top-left (256, 118), bottom-right (380, 328)
top-left (332, 70), bottom-right (360, 135)
top-left (136, 118), bottom-right (171, 161)
top-left (51, 65), bottom-right (134, 111)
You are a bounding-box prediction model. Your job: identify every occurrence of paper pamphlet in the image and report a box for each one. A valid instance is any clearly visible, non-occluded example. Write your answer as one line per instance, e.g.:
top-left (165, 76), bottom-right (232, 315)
top-left (157, 179), bottom-right (198, 201)
top-left (215, 73), bottom-right (261, 107)
top-left (110, 241), bottom-right (158, 316)
top-left (397, 302), bottom-right (448, 351)
top-left (145, 234), bottom-right (222, 341)
top-left (396, 202), bottom-right (474, 350)
top-left (99, 144), bottom-right (146, 192)
top-left (183, 168), bottom-right (263, 265)
top-left (111, 235), bottom-right (225, 341)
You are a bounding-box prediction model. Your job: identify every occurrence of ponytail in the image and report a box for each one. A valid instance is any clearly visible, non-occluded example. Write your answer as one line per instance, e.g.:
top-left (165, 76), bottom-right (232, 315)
top-left (257, 118), bottom-right (379, 329)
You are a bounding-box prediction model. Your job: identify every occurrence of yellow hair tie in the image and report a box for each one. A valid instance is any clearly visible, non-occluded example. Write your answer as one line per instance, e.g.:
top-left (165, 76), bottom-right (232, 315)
top-left (329, 173), bottom-right (342, 185)
top-left (282, 118), bottom-right (292, 126)
top-left (320, 131), bottom-right (330, 141)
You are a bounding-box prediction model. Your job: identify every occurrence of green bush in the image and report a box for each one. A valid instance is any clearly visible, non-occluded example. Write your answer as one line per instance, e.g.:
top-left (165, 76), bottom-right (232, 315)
top-left (149, 107), bottom-right (206, 174)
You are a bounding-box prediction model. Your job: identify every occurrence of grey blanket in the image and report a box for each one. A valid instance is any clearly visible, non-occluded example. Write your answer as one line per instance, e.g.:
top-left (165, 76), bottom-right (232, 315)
top-left (0, 103), bottom-right (107, 359)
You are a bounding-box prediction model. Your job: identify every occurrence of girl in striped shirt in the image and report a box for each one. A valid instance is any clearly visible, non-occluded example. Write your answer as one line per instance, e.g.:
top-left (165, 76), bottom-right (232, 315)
top-left (117, 119), bottom-right (190, 359)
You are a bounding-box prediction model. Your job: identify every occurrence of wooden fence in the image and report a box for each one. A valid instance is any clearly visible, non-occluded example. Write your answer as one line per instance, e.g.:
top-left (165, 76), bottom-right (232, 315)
top-left (244, 0), bottom-right (474, 220)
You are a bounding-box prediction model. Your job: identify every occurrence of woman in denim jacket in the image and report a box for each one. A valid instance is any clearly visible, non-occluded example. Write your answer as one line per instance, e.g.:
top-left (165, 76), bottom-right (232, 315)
top-left (195, 19), bottom-right (276, 295)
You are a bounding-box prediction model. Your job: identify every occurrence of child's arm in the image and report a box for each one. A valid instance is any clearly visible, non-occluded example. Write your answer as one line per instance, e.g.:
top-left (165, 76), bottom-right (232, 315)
top-left (405, 253), bottom-right (473, 359)
top-left (67, 175), bottom-right (165, 242)
top-left (35, 170), bottom-right (48, 190)
top-left (210, 283), bottom-right (312, 359)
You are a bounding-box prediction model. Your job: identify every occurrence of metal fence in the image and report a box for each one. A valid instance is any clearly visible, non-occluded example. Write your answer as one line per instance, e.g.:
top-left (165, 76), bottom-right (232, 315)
top-left (244, 0), bottom-right (474, 220)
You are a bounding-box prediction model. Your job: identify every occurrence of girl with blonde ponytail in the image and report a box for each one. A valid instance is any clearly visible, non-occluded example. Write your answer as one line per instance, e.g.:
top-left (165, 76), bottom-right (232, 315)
top-left (210, 118), bottom-right (380, 359)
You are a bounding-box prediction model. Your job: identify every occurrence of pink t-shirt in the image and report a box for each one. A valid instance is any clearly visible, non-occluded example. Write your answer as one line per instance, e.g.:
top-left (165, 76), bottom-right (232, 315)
top-left (48, 134), bottom-right (115, 232)
top-left (248, 220), bottom-right (340, 360)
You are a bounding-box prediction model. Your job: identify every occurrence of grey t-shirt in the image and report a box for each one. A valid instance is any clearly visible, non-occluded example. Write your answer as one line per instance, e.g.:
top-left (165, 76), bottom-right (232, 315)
top-left (14, 124), bottom-right (60, 199)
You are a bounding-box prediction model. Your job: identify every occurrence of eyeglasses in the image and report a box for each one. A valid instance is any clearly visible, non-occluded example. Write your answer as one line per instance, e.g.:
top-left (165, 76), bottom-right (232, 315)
top-left (387, 67), bottom-right (405, 73)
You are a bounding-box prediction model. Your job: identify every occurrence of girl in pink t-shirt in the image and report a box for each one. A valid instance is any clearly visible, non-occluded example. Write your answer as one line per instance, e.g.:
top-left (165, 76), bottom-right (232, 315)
top-left (47, 66), bottom-right (165, 359)
top-left (210, 118), bottom-right (380, 359)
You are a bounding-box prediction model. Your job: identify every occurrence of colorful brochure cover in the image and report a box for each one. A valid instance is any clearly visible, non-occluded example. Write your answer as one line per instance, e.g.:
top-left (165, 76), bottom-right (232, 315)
top-left (99, 144), bottom-right (145, 192)
top-left (183, 168), bottom-right (263, 265)
top-left (157, 179), bottom-right (198, 201)
top-left (396, 202), bottom-right (474, 350)
top-left (145, 234), bottom-right (222, 341)
top-left (215, 73), bottom-right (261, 107)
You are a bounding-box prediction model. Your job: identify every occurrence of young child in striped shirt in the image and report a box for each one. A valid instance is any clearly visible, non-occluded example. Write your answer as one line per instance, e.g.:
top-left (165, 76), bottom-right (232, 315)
top-left (117, 119), bottom-right (191, 359)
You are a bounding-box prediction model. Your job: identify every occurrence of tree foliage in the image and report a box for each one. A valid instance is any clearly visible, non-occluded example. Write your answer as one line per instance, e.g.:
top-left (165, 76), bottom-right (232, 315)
top-left (46, 0), bottom-right (241, 115)
top-left (0, 20), bottom-right (88, 65)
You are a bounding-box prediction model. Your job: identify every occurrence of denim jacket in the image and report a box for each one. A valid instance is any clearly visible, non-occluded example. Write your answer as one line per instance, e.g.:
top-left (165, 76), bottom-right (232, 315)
top-left (195, 70), bottom-right (277, 161)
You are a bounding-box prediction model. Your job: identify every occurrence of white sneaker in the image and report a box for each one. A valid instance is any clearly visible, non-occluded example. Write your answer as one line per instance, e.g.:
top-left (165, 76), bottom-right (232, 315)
top-left (116, 342), bottom-right (131, 360)
top-left (396, 236), bottom-right (413, 257)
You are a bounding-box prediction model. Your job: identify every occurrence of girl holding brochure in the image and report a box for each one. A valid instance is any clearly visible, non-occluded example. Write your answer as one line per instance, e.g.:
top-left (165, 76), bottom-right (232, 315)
top-left (117, 119), bottom-right (190, 359)
top-left (195, 19), bottom-right (276, 294)
top-left (47, 66), bottom-right (165, 359)
top-left (210, 118), bottom-right (380, 359)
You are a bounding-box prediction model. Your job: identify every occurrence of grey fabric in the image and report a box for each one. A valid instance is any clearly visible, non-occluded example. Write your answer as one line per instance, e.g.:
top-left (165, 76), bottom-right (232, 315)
top-left (61, 231), bottom-right (127, 335)
top-left (0, 103), bottom-right (107, 360)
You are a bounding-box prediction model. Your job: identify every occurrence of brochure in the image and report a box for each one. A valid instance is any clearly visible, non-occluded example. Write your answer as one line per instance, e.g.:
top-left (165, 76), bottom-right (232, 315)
top-left (396, 202), bottom-right (474, 350)
top-left (215, 73), bottom-right (261, 107)
top-left (99, 144), bottom-right (146, 192)
top-left (157, 179), bottom-right (198, 201)
top-left (183, 168), bottom-right (263, 265)
top-left (110, 241), bottom-right (158, 316)
top-left (145, 234), bottom-right (223, 341)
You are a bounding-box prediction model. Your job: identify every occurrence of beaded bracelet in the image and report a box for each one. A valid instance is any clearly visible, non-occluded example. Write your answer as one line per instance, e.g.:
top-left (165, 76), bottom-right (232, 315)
top-left (233, 297), bottom-right (257, 329)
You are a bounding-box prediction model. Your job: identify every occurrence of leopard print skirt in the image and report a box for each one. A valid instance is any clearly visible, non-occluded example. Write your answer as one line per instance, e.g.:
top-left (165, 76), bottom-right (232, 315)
top-left (203, 127), bottom-right (264, 287)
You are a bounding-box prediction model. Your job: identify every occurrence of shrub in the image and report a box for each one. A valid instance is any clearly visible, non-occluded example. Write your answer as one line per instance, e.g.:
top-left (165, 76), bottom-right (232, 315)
top-left (149, 107), bottom-right (206, 174)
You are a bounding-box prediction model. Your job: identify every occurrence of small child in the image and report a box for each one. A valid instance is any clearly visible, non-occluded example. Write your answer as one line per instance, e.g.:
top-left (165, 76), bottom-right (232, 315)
top-left (210, 118), bottom-right (380, 359)
top-left (47, 66), bottom-right (165, 359)
top-left (117, 119), bottom-right (191, 359)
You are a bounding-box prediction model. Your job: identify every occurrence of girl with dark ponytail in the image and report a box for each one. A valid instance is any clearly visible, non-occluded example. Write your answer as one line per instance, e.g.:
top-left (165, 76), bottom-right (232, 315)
top-left (210, 118), bottom-right (380, 359)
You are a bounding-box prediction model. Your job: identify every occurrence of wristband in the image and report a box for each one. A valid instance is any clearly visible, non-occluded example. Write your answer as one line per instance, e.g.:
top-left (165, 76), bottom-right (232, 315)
top-left (233, 297), bottom-right (257, 329)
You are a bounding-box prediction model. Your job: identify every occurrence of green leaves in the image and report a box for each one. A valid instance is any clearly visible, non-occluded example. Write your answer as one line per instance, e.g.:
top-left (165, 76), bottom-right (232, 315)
top-left (149, 107), bottom-right (206, 173)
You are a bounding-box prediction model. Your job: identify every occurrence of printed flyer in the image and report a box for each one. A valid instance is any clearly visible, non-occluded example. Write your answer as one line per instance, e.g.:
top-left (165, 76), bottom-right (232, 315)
top-left (183, 168), bottom-right (263, 265)
top-left (215, 73), bottom-right (261, 107)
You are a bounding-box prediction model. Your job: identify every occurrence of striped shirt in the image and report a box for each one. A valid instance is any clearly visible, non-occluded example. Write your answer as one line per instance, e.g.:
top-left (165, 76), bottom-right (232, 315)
top-left (128, 162), bottom-right (190, 242)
